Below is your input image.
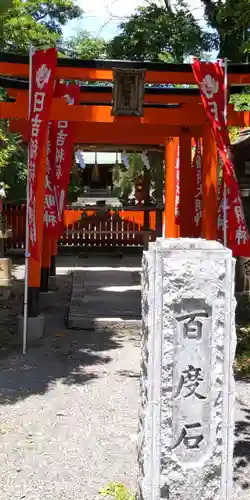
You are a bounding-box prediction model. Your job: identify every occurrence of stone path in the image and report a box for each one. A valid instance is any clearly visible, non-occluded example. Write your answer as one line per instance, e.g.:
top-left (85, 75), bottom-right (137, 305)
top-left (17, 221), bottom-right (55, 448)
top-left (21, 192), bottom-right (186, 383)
top-left (0, 260), bottom-right (141, 500)
top-left (0, 256), bottom-right (249, 499)
top-left (68, 257), bottom-right (141, 329)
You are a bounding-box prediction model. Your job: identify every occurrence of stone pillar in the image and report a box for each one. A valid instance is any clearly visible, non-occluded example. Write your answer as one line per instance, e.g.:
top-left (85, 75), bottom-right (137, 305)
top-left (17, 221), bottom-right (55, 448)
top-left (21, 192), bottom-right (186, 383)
top-left (139, 238), bottom-right (236, 500)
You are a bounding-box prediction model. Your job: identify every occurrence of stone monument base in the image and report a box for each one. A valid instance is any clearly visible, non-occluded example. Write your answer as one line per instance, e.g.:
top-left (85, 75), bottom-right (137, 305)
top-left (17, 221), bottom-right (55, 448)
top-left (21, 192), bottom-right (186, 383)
top-left (17, 314), bottom-right (44, 344)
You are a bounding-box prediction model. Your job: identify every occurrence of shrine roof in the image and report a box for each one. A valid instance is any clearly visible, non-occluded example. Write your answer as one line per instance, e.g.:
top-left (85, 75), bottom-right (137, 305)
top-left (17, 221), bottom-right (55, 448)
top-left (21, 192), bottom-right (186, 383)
top-left (1, 52), bottom-right (250, 85)
top-left (0, 52), bottom-right (250, 74)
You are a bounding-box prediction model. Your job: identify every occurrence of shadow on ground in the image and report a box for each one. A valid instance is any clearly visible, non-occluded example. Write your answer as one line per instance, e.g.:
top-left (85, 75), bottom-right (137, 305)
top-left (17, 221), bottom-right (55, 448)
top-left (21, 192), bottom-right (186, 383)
top-left (234, 393), bottom-right (250, 491)
top-left (70, 269), bottom-right (141, 322)
top-left (0, 272), bottom-right (125, 406)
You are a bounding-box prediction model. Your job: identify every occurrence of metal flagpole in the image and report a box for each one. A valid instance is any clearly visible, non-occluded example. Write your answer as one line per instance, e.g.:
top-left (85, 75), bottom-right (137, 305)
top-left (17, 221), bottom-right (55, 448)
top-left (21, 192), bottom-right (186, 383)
top-left (223, 58), bottom-right (228, 247)
top-left (22, 45), bottom-right (33, 355)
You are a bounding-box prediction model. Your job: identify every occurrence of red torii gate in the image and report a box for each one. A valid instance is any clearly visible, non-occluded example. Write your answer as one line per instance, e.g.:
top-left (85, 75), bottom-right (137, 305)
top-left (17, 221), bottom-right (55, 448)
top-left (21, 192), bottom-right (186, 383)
top-left (1, 52), bottom-right (250, 317)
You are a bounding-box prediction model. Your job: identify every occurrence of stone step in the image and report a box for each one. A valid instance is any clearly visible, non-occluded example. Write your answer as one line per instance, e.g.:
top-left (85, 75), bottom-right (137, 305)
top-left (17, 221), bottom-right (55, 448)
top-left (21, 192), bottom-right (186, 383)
top-left (68, 268), bottom-right (141, 331)
top-left (68, 314), bottom-right (141, 331)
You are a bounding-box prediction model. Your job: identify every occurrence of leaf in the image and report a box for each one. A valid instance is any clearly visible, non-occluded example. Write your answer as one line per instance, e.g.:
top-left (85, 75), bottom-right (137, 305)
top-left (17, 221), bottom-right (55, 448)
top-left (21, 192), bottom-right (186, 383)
top-left (100, 482), bottom-right (135, 500)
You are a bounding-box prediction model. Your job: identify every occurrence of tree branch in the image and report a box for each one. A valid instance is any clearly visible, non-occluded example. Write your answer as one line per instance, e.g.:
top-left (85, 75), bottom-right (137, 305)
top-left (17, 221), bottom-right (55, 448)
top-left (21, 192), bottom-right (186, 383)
top-left (163, 0), bottom-right (173, 15)
top-left (200, 0), bottom-right (220, 30)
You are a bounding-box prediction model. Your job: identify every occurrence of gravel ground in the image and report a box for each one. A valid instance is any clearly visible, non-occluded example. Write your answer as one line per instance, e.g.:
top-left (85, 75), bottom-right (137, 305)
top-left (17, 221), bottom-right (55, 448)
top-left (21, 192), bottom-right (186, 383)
top-left (0, 257), bottom-right (249, 500)
top-left (0, 265), bottom-right (140, 500)
top-left (232, 379), bottom-right (250, 500)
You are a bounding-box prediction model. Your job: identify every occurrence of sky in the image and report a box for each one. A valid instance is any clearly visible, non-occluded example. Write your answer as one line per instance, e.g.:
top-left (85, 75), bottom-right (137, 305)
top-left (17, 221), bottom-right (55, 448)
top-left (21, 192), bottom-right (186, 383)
top-left (62, 0), bottom-right (207, 41)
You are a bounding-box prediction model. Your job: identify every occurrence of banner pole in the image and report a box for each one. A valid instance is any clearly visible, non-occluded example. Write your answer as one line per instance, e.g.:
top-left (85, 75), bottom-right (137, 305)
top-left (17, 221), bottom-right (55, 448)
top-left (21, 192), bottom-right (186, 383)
top-left (223, 58), bottom-right (228, 247)
top-left (22, 45), bottom-right (33, 355)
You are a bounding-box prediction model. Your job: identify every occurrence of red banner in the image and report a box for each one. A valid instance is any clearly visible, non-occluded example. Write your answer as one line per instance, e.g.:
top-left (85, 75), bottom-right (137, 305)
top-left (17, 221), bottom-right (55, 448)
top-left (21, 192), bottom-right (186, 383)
top-left (28, 47), bottom-right (57, 260)
top-left (217, 158), bottom-right (227, 242)
top-left (44, 82), bottom-right (80, 237)
top-left (192, 138), bottom-right (202, 236)
top-left (44, 120), bottom-right (58, 235)
top-left (175, 143), bottom-right (180, 224)
top-left (192, 59), bottom-right (250, 256)
top-left (217, 184), bottom-right (250, 254)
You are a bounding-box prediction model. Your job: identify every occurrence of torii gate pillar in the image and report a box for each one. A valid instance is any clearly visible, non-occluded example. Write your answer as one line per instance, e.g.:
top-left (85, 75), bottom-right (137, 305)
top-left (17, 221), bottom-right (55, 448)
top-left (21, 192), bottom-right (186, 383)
top-left (202, 121), bottom-right (218, 240)
top-left (179, 130), bottom-right (193, 237)
top-left (164, 137), bottom-right (179, 238)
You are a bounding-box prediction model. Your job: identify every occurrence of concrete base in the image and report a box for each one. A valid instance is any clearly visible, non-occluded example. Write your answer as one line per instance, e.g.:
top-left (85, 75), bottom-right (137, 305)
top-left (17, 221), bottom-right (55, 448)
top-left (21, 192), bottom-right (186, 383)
top-left (39, 290), bottom-right (55, 309)
top-left (49, 275), bottom-right (57, 291)
top-left (17, 314), bottom-right (44, 343)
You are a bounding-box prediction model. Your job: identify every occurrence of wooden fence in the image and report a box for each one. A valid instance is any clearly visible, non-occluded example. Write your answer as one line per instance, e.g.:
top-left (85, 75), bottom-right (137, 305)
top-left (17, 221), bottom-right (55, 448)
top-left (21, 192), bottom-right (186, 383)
top-left (2, 204), bottom-right (163, 250)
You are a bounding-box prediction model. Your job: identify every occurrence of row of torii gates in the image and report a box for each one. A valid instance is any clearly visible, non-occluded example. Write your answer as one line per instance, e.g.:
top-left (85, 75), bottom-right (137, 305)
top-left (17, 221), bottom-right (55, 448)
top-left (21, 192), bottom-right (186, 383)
top-left (1, 52), bottom-right (250, 317)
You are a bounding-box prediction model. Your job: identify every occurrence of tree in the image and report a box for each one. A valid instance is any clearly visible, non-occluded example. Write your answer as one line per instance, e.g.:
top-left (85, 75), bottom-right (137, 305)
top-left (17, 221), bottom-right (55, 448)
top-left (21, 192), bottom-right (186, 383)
top-left (201, 0), bottom-right (250, 61)
top-left (0, 0), bottom-right (13, 48)
top-left (0, 90), bottom-right (27, 202)
top-left (63, 30), bottom-right (107, 59)
top-left (0, 0), bottom-right (84, 202)
top-left (108, 0), bottom-right (216, 62)
top-left (1, 0), bottom-right (83, 53)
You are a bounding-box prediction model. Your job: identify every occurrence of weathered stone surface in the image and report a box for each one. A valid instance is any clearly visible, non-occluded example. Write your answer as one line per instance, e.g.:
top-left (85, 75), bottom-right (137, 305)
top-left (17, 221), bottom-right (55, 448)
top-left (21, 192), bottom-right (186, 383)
top-left (138, 238), bottom-right (236, 500)
top-left (0, 258), bottom-right (12, 280)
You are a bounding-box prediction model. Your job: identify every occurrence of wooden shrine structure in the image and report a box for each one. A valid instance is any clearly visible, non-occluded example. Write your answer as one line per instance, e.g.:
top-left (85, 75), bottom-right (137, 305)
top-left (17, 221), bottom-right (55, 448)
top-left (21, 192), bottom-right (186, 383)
top-left (1, 52), bottom-right (250, 316)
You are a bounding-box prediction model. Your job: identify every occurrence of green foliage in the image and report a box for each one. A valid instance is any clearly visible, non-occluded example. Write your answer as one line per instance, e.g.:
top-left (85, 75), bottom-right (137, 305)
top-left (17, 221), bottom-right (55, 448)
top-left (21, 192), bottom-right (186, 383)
top-left (0, 0), bottom-right (83, 203)
top-left (109, 0), bottom-right (250, 63)
top-left (0, 88), bottom-right (27, 203)
top-left (100, 482), bottom-right (135, 500)
top-left (201, 0), bottom-right (250, 61)
top-left (235, 324), bottom-right (250, 375)
top-left (230, 92), bottom-right (250, 111)
top-left (0, 0), bottom-right (13, 46)
top-left (67, 161), bottom-right (83, 203)
top-left (63, 30), bottom-right (108, 59)
top-left (0, 0), bottom-right (14, 16)
top-left (1, 0), bottom-right (83, 53)
top-left (112, 154), bottom-right (144, 202)
top-left (108, 0), bottom-right (216, 62)
top-left (0, 123), bottom-right (27, 202)
top-left (229, 91), bottom-right (250, 143)
top-left (229, 127), bottom-right (240, 144)
top-left (0, 125), bottom-right (18, 169)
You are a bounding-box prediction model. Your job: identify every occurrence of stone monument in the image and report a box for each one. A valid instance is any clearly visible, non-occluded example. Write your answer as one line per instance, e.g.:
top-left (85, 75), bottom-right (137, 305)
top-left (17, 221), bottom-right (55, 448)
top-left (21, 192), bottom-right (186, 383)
top-left (0, 257), bottom-right (12, 300)
top-left (139, 238), bottom-right (236, 500)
